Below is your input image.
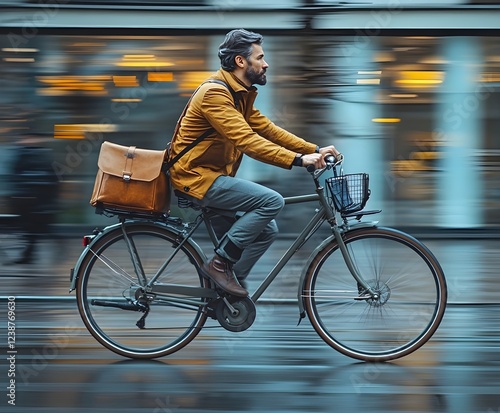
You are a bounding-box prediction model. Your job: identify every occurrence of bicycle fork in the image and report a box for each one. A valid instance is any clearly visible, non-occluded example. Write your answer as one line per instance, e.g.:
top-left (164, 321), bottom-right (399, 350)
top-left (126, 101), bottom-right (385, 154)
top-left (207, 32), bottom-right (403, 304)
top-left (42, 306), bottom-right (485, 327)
top-left (331, 225), bottom-right (378, 298)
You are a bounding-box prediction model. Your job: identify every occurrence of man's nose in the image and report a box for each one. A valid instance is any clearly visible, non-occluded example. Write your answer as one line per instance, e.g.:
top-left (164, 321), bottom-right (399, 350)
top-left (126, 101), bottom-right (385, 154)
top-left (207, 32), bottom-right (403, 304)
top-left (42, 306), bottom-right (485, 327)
top-left (262, 59), bottom-right (269, 69)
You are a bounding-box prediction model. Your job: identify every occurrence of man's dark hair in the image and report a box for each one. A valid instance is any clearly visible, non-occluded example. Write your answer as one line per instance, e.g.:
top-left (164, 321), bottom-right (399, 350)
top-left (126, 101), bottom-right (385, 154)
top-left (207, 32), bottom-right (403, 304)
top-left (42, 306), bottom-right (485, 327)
top-left (218, 29), bottom-right (264, 71)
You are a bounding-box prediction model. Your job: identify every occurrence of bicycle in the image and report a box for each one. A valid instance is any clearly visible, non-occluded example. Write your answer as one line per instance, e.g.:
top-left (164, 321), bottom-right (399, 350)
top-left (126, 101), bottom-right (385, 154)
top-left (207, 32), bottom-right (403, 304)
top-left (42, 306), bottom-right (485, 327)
top-left (69, 155), bottom-right (447, 362)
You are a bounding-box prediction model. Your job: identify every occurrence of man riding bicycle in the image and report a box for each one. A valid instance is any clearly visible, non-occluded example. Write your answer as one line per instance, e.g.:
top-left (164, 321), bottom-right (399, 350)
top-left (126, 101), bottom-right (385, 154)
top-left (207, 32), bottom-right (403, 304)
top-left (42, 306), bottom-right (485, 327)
top-left (168, 29), bottom-right (340, 297)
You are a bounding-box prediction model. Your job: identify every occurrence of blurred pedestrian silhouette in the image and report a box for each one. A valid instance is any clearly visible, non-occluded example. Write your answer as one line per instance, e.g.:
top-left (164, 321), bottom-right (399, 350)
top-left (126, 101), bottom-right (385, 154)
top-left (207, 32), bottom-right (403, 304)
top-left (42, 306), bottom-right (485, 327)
top-left (8, 137), bottom-right (59, 264)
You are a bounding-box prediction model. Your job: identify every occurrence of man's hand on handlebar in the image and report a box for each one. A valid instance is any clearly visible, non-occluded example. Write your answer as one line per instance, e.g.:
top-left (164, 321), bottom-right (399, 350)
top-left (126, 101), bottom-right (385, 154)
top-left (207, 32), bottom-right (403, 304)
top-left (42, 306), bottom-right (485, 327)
top-left (301, 153), bottom-right (326, 169)
top-left (301, 145), bottom-right (342, 169)
top-left (318, 145), bottom-right (340, 160)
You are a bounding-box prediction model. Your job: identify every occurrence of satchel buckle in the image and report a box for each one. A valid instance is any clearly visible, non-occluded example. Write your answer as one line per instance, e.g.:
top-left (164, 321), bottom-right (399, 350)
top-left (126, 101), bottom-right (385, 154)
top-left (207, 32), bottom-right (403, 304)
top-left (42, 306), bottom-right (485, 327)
top-left (123, 174), bottom-right (131, 181)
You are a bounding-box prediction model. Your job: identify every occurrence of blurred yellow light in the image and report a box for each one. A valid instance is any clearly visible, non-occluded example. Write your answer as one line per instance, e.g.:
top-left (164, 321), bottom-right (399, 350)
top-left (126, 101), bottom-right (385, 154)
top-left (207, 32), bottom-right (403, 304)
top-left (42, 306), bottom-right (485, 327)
top-left (55, 124), bottom-right (82, 132)
top-left (71, 42), bottom-right (106, 47)
top-left (54, 125), bottom-right (85, 140)
top-left (395, 71), bottom-right (443, 87)
top-left (479, 72), bottom-right (500, 82)
top-left (3, 57), bottom-right (35, 63)
top-left (54, 131), bottom-right (85, 140)
top-left (111, 98), bottom-right (142, 102)
top-left (373, 52), bottom-right (395, 63)
top-left (37, 75), bottom-right (112, 84)
top-left (148, 72), bottom-right (174, 82)
top-left (38, 87), bottom-right (107, 96)
top-left (411, 151), bottom-right (440, 160)
top-left (62, 83), bottom-right (104, 90)
top-left (117, 54), bottom-right (174, 68)
top-left (390, 94), bottom-right (418, 98)
top-left (372, 118), bottom-right (401, 123)
top-left (54, 123), bottom-right (118, 140)
top-left (397, 79), bottom-right (442, 85)
top-left (54, 123), bottom-right (117, 133)
top-left (112, 75), bottom-right (139, 87)
top-left (175, 59), bottom-right (205, 66)
top-left (37, 75), bottom-right (110, 95)
top-left (404, 36), bottom-right (436, 39)
top-left (116, 61), bottom-right (174, 68)
top-left (392, 159), bottom-right (428, 173)
top-left (123, 54), bottom-right (156, 60)
top-left (178, 71), bottom-right (214, 90)
top-left (37, 89), bottom-right (71, 96)
top-left (419, 57), bottom-right (448, 65)
top-left (2, 48), bottom-right (39, 53)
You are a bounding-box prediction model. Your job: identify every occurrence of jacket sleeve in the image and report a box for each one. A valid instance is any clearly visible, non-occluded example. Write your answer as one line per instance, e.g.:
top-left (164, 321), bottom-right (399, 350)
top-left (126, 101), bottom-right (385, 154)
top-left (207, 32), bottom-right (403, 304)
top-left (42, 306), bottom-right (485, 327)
top-left (202, 87), bottom-right (299, 168)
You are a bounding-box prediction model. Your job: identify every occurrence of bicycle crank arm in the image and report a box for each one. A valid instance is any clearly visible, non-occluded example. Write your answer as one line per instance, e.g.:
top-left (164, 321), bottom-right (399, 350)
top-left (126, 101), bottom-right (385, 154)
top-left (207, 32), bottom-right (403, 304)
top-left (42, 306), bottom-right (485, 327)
top-left (91, 299), bottom-right (147, 312)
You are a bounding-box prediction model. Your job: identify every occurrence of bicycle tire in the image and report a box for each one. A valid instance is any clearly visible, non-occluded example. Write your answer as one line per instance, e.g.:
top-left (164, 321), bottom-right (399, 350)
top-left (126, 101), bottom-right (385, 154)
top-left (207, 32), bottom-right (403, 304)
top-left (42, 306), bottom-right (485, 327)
top-left (75, 222), bottom-right (209, 359)
top-left (302, 226), bottom-right (447, 362)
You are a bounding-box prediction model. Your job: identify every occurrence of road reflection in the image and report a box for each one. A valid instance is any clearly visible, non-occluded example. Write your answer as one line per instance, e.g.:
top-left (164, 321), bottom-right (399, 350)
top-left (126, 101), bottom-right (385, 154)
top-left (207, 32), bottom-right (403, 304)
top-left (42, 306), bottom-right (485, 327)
top-left (6, 301), bottom-right (500, 412)
top-left (3, 237), bottom-right (500, 412)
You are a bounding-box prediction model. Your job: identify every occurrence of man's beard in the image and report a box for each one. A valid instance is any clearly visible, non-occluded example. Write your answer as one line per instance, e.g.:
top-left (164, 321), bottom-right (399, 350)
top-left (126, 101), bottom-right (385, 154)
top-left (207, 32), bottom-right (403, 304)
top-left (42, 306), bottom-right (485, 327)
top-left (245, 65), bottom-right (267, 86)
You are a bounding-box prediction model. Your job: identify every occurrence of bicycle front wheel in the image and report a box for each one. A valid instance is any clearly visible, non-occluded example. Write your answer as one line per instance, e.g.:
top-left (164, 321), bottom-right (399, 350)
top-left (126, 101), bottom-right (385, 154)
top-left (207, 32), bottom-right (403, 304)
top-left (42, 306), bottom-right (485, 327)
top-left (75, 223), bottom-right (209, 359)
top-left (303, 226), bottom-right (447, 362)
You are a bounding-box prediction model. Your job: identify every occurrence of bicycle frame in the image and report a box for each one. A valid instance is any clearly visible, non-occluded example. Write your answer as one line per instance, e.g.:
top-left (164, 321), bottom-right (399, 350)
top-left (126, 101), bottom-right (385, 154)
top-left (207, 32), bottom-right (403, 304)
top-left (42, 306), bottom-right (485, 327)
top-left (69, 159), bottom-right (379, 311)
top-left (199, 172), bottom-right (379, 303)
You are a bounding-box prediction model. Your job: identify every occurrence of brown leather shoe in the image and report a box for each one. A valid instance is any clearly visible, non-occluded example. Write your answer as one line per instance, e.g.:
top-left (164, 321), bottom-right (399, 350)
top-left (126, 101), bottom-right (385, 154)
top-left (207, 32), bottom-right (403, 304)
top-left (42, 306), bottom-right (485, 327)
top-left (201, 254), bottom-right (248, 297)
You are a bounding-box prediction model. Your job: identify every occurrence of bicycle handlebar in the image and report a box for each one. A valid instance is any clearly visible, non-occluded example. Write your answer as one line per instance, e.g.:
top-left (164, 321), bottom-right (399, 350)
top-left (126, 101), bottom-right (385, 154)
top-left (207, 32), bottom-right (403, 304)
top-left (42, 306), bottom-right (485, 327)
top-left (306, 153), bottom-right (344, 174)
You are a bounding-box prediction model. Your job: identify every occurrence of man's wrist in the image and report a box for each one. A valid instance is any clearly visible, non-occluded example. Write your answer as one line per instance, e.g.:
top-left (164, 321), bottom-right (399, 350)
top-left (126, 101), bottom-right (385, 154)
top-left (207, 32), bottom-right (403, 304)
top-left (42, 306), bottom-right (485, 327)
top-left (292, 154), bottom-right (304, 167)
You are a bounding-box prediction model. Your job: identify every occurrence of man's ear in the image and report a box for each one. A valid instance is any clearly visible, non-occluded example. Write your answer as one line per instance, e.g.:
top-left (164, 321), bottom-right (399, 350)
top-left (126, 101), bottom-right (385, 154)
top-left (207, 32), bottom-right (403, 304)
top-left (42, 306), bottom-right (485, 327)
top-left (234, 55), bottom-right (245, 68)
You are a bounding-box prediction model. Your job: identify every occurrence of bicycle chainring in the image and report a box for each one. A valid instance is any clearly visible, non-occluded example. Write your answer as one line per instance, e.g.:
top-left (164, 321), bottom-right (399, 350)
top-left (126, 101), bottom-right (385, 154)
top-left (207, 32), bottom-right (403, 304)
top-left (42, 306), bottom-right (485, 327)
top-left (215, 296), bottom-right (256, 332)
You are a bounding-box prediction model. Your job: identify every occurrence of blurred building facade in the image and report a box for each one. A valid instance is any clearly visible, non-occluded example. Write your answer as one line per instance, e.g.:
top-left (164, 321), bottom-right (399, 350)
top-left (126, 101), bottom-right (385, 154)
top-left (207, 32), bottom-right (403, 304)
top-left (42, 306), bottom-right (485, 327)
top-left (0, 0), bottom-right (499, 229)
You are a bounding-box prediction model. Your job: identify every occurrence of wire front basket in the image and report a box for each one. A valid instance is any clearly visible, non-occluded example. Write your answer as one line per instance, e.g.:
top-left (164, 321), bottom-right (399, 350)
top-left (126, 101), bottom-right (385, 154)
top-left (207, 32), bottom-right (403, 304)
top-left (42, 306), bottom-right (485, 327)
top-left (325, 173), bottom-right (370, 214)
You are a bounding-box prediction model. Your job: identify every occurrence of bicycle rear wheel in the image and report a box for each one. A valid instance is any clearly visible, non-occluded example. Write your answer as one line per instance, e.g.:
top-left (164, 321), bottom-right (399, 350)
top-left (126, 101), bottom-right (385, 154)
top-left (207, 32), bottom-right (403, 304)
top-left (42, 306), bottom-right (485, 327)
top-left (303, 226), bottom-right (447, 362)
top-left (75, 222), bottom-right (209, 359)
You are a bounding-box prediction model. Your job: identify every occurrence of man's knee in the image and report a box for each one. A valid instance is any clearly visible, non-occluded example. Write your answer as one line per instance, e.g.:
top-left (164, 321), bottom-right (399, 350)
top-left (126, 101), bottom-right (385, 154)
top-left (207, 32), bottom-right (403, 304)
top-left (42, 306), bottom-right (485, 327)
top-left (267, 220), bottom-right (279, 241)
top-left (267, 191), bottom-right (285, 214)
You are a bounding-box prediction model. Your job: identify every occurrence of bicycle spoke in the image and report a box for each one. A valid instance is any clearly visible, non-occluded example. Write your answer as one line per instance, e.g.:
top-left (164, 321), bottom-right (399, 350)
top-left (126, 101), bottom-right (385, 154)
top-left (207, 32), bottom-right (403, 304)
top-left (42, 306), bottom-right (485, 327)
top-left (89, 249), bottom-right (138, 285)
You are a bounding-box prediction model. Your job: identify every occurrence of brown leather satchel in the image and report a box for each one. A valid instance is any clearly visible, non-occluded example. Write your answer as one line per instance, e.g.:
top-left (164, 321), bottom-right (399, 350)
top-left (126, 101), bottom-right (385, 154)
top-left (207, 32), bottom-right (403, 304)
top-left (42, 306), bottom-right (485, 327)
top-left (90, 141), bottom-right (170, 214)
top-left (90, 80), bottom-right (236, 215)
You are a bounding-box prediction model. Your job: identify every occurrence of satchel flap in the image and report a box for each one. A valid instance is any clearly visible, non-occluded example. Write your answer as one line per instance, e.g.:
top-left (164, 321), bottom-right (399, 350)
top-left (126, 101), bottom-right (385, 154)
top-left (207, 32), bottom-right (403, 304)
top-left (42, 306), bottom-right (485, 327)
top-left (97, 141), bottom-right (166, 182)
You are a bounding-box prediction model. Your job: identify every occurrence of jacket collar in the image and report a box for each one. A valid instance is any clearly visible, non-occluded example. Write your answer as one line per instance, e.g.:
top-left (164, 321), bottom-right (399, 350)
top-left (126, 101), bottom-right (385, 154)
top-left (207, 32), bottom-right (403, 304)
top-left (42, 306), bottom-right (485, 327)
top-left (214, 69), bottom-right (257, 94)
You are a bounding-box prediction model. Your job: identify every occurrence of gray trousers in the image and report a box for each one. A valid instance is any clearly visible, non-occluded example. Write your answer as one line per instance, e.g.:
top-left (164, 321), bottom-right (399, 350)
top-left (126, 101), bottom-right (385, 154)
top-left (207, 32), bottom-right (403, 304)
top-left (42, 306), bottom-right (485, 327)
top-left (192, 175), bottom-right (285, 280)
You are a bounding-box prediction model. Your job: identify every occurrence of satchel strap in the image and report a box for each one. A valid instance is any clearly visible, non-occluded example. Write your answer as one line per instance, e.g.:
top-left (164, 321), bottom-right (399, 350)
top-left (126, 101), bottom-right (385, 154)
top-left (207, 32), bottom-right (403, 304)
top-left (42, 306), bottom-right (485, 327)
top-left (123, 146), bottom-right (136, 181)
top-left (208, 79), bottom-right (239, 110)
top-left (164, 79), bottom-right (239, 171)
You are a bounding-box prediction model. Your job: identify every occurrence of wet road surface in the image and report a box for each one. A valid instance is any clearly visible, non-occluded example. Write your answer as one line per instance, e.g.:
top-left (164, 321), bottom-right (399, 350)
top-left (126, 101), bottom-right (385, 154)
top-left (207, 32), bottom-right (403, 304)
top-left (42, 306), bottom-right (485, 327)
top-left (2, 233), bottom-right (500, 412)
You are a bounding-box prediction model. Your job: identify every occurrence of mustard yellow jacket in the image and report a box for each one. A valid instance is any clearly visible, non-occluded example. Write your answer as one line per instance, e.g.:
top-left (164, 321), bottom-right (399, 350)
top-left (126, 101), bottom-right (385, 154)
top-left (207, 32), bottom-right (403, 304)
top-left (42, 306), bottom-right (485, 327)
top-left (169, 69), bottom-right (318, 200)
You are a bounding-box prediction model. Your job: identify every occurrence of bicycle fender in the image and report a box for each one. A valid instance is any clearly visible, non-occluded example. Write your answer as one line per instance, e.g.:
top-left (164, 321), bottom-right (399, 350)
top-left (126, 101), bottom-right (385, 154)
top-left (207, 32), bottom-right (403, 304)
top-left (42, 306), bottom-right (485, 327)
top-left (69, 221), bottom-right (207, 293)
top-left (69, 248), bottom-right (89, 292)
top-left (296, 221), bottom-right (378, 318)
